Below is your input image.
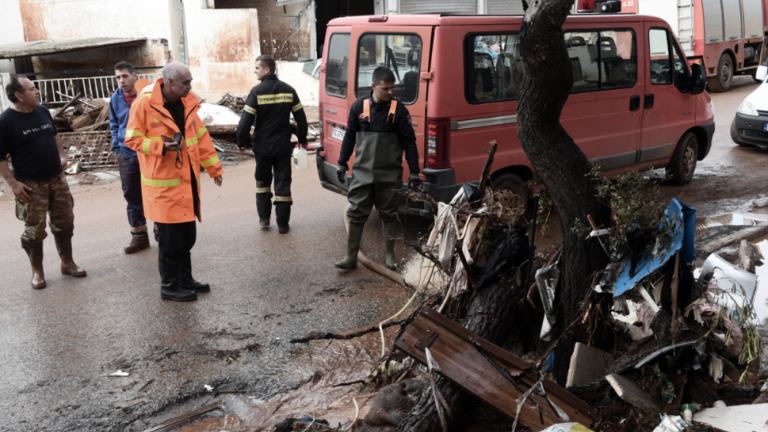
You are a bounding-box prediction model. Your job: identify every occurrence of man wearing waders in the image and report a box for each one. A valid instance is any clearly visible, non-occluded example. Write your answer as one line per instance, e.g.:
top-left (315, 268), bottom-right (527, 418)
top-left (236, 55), bottom-right (309, 234)
top-left (335, 67), bottom-right (420, 271)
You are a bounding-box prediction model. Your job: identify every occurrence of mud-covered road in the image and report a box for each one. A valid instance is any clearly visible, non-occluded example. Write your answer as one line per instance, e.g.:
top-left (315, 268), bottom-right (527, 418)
top-left (1, 77), bottom-right (767, 431)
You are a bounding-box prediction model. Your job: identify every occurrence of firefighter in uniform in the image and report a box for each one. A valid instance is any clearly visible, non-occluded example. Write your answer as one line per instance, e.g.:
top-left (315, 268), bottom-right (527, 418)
top-left (125, 62), bottom-right (224, 302)
top-left (335, 67), bottom-right (420, 271)
top-left (237, 55), bottom-right (308, 234)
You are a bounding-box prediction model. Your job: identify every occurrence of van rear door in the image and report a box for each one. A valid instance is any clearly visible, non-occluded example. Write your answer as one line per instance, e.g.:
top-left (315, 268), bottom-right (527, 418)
top-left (348, 25), bottom-right (434, 183)
top-left (638, 25), bottom-right (696, 169)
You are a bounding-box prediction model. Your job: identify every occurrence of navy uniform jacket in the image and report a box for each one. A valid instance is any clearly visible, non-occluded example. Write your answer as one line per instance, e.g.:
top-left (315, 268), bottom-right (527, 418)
top-left (339, 96), bottom-right (420, 175)
top-left (236, 74), bottom-right (308, 156)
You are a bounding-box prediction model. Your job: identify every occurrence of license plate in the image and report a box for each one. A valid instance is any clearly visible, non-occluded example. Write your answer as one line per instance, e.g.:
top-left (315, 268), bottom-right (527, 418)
top-left (764, 123), bottom-right (768, 132)
top-left (331, 126), bottom-right (345, 141)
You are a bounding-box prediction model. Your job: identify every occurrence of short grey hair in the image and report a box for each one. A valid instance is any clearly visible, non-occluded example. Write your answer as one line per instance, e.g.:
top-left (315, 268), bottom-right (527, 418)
top-left (162, 62), bottom-right (188, 82)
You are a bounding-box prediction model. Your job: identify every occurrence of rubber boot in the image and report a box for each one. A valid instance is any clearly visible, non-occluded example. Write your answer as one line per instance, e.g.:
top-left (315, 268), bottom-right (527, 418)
top-left (335, 222), bottom-right (365, 270)
top-left (54, 235), bottom-right (87, 277)
top-left (160, 261), bottom-right (197, 302)
top-left (382, 220), bottom-right (399, 270)
top-left (179, 253), bottom-right (210, 293)
top-left (21, 240), bottom-right (46, 289)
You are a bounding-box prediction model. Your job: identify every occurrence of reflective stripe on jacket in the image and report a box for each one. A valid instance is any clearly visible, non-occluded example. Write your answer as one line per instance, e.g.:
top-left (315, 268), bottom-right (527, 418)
top-left (124, 79), bottom-right (224, 224)
top-left (235, 74), bottom-right (308, 156)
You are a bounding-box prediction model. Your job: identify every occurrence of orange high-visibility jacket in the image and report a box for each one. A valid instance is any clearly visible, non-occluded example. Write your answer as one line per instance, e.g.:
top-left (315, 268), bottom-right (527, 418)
top-left (125, 79), bottom-right (224, 224)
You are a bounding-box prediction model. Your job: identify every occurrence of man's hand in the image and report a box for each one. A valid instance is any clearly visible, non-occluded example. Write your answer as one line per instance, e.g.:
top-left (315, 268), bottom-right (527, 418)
top-left (336, 165), bottom-right (348, 184)
top-left (163, 141), bottom-right (180, 153)
top-left (12, 181), bottom-right (32, 203)
top-left (60, 154), bottom-right (67, 169)
top-left (299, 142), bottom-right (308, 149)
top-left (408, 173), bottom-right (421, 190)
top-left (213, 175), bottom-right (223, 187)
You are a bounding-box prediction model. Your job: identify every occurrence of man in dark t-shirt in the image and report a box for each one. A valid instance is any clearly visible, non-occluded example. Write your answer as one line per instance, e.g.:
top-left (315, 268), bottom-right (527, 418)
top-left (0, 76), bottom-right (87, 290)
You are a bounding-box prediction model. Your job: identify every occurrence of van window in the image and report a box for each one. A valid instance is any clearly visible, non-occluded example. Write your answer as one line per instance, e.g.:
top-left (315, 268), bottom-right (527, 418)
top-left (355, 34), bottom-right (422, 104)
top-left (326, 33), bottom-right (351, 98)
top-left (565, 29), bottom-right (637, 93)
top-left (466, 34), bottom-right (523, 103)
top-left (649, 28), bottom-right (672, 85)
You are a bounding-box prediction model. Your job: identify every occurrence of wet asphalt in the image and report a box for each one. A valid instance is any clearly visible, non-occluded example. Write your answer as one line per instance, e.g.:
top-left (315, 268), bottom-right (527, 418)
top-left (1, 77), bottom-right (767, 431)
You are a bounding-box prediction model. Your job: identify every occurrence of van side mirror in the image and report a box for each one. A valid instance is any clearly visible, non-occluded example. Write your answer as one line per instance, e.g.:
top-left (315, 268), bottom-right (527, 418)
top-left (688, 63), bottom-right (707, 95)
top-left (756, 64), bottom-right (768, 82)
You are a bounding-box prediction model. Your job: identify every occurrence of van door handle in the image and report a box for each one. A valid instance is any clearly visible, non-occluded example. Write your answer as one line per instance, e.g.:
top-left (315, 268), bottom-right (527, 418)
top-left (630, 96), bottom-right (641, 111)
top-left (644, 94), bottom-right (655, 109)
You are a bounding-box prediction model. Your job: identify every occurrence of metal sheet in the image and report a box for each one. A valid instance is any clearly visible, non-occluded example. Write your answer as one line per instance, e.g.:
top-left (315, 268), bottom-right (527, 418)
top-left (722, 0), bottom-right (743, 41)
top-left (742, 0), bottom-right (765, 39)
top-left (399, 0), bottom-right (476, 14)
top-left (702, 0), bottom-right (724, 44)
top-left (487, 0), bottom-right (525, 14)
top-left (394, 309), bottom-right (597, 428)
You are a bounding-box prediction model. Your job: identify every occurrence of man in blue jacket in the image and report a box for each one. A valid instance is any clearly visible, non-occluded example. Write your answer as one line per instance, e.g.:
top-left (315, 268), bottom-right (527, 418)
top-left (110, 61), bottom-right (150, 254)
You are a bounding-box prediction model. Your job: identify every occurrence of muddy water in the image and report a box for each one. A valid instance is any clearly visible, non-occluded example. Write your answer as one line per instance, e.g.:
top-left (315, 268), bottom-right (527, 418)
top-left (150, 329), bottom-right (403, 432)
top-left (696, 206), bottom-right (768, 232)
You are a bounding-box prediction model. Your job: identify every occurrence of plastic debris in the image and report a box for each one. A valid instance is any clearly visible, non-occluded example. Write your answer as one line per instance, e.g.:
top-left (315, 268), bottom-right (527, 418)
top-left (109, 370), bottom-right (130, 377)
top-left (652, 414), bottom-right (690, 432)
top-left (204, 384), bottom-right (214, 392)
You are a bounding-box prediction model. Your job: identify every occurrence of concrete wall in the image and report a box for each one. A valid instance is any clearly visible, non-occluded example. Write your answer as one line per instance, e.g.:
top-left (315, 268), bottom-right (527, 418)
top-left (185, 7), bottom-right (261, 101)
top-left (0, 0), bottom-right (26, 74)
top-left (17, 0), bottom-right (173, 42)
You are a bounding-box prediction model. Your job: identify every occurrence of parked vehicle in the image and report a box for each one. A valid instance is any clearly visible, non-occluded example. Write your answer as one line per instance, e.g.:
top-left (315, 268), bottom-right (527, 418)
top-left (316, 13), bottom-right (714, 217)
top-left (575, 0), bottom-right (768, 92)
top-left (731, 64), bottom-right (768, 147)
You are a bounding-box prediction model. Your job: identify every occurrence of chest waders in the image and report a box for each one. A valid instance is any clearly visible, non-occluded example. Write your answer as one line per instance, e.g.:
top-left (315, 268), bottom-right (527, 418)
top-left (336, 99), bottom-right (403, 271)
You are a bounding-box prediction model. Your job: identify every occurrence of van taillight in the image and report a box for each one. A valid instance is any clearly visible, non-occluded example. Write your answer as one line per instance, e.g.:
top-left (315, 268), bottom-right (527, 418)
top-left (426, 118), bottom-right (450, 170)
top-left (318, 101), bottom-right (324, 145)
top-left (576, 0), bottom-right (595, 12)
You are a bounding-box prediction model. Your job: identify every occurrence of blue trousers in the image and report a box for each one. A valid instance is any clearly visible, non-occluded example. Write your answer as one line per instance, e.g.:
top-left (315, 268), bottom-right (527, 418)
top-left (116, 148), bottom-right (147, 235)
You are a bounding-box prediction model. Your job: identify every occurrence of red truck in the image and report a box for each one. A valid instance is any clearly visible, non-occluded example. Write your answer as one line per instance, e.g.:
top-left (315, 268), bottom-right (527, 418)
top-left (577, 0), bottom-right (768, 91)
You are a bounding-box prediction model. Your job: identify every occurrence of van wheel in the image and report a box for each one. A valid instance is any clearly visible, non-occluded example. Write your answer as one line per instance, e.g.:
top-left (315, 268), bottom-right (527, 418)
top-left (731, 118), bottom-right (753, 146)
top-left (490, 173), bottom-right (529, 212)
top-left (707, 54), bottom-right (733, 92)
top-left (668, 132), bottom-right (698, 185)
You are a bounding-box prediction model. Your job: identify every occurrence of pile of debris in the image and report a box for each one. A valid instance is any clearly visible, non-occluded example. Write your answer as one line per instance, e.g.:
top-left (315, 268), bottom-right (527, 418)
top-left (286, 142), bottom-right (767, 432)
top-left (215, 93), bottom-right (247, 115)
top-left (51, 92), bottom-right (111, 133)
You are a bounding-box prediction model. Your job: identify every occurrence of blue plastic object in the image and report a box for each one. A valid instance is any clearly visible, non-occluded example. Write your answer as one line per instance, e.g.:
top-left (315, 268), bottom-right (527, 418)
top-left (612, 198), bottom-right (696, 297)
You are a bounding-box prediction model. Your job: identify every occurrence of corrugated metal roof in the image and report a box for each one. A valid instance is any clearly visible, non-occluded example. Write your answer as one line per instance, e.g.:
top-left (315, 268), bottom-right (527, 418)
top-left (0, 37), bottom-right (147, 59)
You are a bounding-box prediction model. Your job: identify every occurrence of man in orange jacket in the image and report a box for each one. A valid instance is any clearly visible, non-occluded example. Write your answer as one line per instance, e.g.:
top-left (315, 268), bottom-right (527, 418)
top-left (125, 62), bottom-right (224, 302)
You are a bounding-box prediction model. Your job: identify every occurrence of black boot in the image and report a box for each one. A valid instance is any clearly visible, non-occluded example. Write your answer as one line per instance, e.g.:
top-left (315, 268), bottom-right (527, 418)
top-left (179, 253), bottom-right (210, 293)
top-left (276, 202), bottom-right (291, 233)
top-left (160, 261), bottom-right (197, 302)
top-left (256, 192), bottom-right (272, 226)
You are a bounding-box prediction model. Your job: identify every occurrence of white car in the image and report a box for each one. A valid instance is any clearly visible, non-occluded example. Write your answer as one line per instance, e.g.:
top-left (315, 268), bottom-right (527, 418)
top-left (731, 65), bottom-right (768, 148)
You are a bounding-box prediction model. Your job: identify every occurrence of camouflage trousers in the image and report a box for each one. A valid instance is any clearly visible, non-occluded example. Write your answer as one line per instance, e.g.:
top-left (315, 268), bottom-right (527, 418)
top-left (15, 172), bottom-right (75, 244)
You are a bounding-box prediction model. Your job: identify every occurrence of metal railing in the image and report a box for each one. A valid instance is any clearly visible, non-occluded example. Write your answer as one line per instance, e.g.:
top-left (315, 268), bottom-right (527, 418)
top-left (32, 73), bottom-right (160, 106)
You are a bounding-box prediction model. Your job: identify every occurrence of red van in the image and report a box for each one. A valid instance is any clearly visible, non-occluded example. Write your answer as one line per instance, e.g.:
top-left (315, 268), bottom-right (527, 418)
top-left (315, 13), bottom-right (715, 217)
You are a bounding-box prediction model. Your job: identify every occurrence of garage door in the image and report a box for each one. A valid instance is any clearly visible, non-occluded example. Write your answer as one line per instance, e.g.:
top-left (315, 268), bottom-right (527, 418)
top-left (399, 0), bottom-right (476, 14)
top-left (487, 0), bottom-right (525, 14)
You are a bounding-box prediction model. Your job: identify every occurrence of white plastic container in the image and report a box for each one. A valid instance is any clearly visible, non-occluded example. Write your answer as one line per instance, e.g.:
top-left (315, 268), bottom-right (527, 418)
top-left (293, 146), bottom-right (309, 171)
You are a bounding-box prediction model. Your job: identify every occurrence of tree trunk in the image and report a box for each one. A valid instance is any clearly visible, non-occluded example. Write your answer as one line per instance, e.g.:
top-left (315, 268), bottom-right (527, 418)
top-left (395, 234), bottom-right (525, 432)
top-left (517, 0), bottom-right (611, 384)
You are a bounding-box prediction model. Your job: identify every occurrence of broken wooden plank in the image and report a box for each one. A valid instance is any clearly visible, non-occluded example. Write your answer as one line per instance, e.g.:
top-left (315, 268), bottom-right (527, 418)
top-left (661, 371), bottom-right (687, 414)
top-left (395, 308), bottom-right (597, 429)
top-left (54, 92), bottom-right (83, 119)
